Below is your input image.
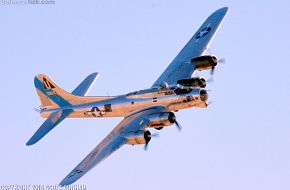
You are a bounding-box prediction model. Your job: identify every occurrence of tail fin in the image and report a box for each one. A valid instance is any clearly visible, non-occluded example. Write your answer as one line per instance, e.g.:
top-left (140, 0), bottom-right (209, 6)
top-left (34, 74), bottom-right (74, 110)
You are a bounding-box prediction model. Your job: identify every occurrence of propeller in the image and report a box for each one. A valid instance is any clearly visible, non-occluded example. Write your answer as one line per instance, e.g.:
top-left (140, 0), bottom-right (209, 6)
top-left (207, 101), bottom-right (213, 106)
top-left (144, 131), bottom-right (159, 151)
top-left (218, 57), bottom-right (226, 64)
top-left (208, 57), bottom-right (226, 82)
top-left (168, 112), bottom-right (182, 131)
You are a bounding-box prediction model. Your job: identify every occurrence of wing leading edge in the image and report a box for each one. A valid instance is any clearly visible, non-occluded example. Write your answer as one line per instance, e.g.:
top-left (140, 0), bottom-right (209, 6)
top-left (152, 7), bottom-right (228, 87)
top-left (59, 106), bottom-right (165, 186)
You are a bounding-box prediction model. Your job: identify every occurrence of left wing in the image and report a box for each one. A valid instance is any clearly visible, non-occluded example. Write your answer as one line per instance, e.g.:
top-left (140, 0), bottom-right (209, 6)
top-left (59, 106), bottom-right (165, 186)
top-left (152, 7), bottom-right (228, 87)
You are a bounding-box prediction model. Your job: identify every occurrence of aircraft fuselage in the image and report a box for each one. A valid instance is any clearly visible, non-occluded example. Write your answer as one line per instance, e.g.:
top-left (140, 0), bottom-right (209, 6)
top-left (41, 86), bottom-right (208, 118)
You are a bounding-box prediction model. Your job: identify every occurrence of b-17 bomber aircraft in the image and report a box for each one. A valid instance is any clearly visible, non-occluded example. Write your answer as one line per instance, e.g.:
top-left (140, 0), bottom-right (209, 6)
top-left (27, 7), bottom-right (228, 186)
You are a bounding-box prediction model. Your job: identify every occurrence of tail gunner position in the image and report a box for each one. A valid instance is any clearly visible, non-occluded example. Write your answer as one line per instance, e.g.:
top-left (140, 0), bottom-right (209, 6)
top-left (27, 7), bottom-right (229, 186)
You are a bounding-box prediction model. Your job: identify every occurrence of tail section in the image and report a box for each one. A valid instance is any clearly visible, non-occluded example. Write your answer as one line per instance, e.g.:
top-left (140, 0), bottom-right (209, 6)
top-left (34, 74), bottom-right (74, 109)
top-left (34, 73), bottom-right (109, 113)
top-left (28, 72), bottom-right (101, 146)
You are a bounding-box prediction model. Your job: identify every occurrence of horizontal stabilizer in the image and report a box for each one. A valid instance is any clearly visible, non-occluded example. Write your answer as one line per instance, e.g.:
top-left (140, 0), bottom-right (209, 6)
top-left (72, 72), bottom-right (99, 96)
top-left (26, 110), bottom-right (72, 146)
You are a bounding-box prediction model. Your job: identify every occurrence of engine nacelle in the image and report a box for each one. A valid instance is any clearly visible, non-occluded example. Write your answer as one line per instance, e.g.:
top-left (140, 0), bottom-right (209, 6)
top-left (125, 130), bottom-right (151, 145)
top-left (177, 77), bottom-right (206, 88)
top-left (147, 112), bottom-right (176, 129)
top-left (191, 55), bottom-right (217, 71)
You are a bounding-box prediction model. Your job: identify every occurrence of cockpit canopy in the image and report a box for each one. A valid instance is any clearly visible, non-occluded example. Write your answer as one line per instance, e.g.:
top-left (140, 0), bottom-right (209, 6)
top-left (126, 83), bottom-right (194, 98)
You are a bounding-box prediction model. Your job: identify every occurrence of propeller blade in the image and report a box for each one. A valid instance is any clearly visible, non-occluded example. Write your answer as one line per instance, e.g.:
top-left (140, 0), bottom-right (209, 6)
top-left (209, 55), bottom-right (226, 82)
top-left (206, 66), bottom-right (215, 83)
top-left (174, 121), bottom-right (182, 131)
top-left (207, 101), bottom-right (213, 106)
top-left (144, 132), bottom-right (159, 151)
top-left (144, 143), bottom-right (149, 151)
top-left (151, 133), bottom-right (159, 138)
top-left (210, 66), bottom-right (215, 76)
top-left (218, 57), bottom-right (226, 64)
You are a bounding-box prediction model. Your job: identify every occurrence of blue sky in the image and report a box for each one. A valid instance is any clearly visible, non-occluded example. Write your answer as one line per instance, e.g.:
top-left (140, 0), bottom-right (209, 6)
top-left (1, 1), bottom-right (290, 189)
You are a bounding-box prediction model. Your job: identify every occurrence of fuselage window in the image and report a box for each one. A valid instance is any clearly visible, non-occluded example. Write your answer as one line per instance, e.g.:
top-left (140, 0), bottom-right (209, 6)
top-left (104, 104), bottom-right (112, 112)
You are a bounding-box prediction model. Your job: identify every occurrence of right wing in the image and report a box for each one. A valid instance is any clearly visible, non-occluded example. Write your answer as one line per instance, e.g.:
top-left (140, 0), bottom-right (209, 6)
top-left (152, 7), bottom-right (228, 87)
top-left (26, 72), bottom-right (99, 146)
top-left (59, 106), bottom-right (165, 186)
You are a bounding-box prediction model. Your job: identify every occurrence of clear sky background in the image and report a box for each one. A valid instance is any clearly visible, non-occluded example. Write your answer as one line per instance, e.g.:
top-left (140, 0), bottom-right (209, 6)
top-left (1, 1), bottom-right (290, 190)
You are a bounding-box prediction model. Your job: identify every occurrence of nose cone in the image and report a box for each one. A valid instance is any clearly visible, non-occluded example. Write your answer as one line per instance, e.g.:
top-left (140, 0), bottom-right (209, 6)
top-left (211, 56), bottom-right (218, 66)
top-left (200, 89), bottom-right (208, 102)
